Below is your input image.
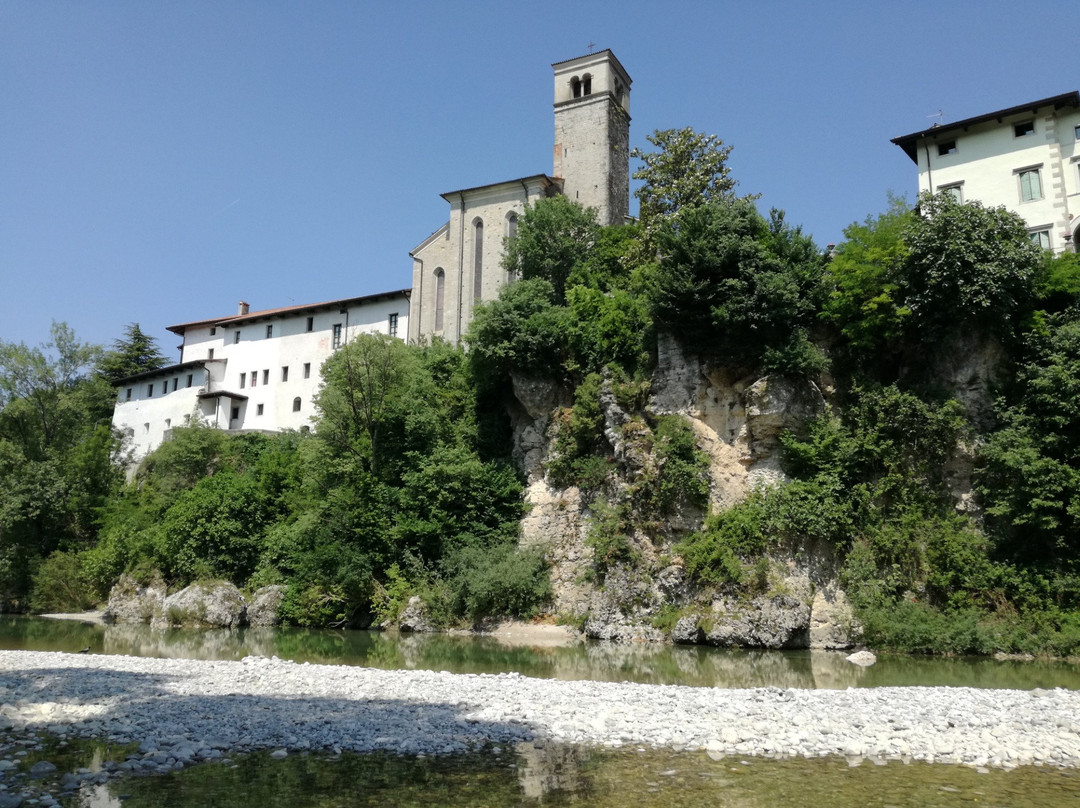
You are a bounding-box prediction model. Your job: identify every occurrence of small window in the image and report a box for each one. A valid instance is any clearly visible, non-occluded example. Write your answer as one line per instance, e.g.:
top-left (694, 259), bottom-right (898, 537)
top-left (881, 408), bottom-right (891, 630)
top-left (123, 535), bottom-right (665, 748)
top-left (210, 327), bottom-right (217, 336)
top-left (303, 362), bottom-right (311, 379)
top-left (1014, 120), bottom-right (1035, 137)
top-left (1029, 229), bottom-right (1052, 250)
top-left (186, 374), bottom-right (193, 388)
top-left (1075, 124), bottom-right (1080, 141)
top-left (125, 387), bottom-right (132, 400)
top-left (234, 330), bottom-right (240, 344)
top-left (266, 324), bottom-right (273, 339)
top-left (143, 422), bottom-right (150, 434)
top-left (256, 403), bottom-right (264, 416)
top-left (332, 323), bottom-right (342, 349)
top-left (147, 383), bottom-right (153, 397)
top-left (262, 369), bottom-right (269, 385)
top-left (388, 313), bottom-right (398, 338)
top-left (208, 348), bottom-right (214, 360)
top-left (1019, 167), bottom-right (1043, 202)
top-left (937, 140), bottom-right (957, 156)
top-left (240, 373), bottom-right (246, 389)
top-left (230, 406), bottom-right (239, 421)
top-left (293, 397), bottom-right (302, 412)
top-left (164, 418), bottom-right (171, 429)
top-left (172, 378), bottom-right (178, 392)
top-left (251, 370), bottom-right (257, 388)
top-left (281, 366), bottom-right (289, 382)
top-left (306, 316), bottom-right (314, 332)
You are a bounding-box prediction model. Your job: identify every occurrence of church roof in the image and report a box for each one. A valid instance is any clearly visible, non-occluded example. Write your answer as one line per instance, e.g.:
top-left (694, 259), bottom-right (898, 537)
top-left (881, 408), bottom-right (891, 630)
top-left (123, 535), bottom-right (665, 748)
top-left (891, 90), bottom-right (1079, 163)
top-left (438, 173), bottom-right (561, 201)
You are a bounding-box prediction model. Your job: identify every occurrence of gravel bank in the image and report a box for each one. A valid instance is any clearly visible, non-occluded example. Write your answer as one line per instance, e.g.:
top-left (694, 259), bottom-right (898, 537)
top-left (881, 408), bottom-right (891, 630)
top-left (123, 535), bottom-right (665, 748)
top-left (2, 650), bottom-right (1079, 772)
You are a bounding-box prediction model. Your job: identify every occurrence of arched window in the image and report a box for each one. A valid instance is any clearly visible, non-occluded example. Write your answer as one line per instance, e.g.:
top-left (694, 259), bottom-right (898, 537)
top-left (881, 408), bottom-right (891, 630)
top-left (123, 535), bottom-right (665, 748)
top-left (571, 76), bottom-right (581, 98)
top-left (473, 219), bottom-right (484, 301)
top-left (434, 268), bottom-right (445, 331)
top-left (292, 397), bottom-right (302, 413)
top-left (582, 73), bottom-right (592, 95)
top-left (506, 212), bottom-right (519, 283)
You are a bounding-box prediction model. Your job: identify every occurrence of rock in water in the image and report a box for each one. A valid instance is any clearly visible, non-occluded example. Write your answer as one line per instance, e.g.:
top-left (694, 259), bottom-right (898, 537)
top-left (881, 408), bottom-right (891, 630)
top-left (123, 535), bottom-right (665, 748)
top-left (846, 650), bottom-right (877, 667)
top-left (152, 582), bottom-right (247, 629)
top-left (247, 585), bottom-right (285, 627)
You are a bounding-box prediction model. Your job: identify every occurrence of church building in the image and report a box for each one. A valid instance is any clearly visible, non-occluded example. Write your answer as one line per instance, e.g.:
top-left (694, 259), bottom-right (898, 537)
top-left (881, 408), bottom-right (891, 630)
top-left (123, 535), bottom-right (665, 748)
top-left (406, 50), bottom-right (632, 345)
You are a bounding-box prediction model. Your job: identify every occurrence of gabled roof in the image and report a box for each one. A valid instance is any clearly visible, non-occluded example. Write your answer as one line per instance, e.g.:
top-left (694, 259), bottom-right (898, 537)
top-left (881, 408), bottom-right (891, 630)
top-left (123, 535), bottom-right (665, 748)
top-left (891, 91), bottom-right (1080, 163)
top-left (166, 289), bottom-right (410, 335)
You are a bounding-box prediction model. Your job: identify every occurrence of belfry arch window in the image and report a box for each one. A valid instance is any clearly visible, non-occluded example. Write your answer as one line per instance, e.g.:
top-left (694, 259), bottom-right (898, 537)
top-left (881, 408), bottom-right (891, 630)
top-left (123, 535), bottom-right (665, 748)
top-left (571, 76), bottom-right (581, 98)
top-left (433, 268), bottom-right (445, 331)
top-left (581, 73), bottom-right (592, 95)
top-left (473, 219), bottom-right (484, 301)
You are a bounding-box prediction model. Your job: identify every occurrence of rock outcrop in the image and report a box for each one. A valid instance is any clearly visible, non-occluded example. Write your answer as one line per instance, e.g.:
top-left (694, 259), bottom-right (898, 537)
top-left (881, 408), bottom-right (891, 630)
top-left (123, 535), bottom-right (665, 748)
top-left (246, 585), bottom-right (285, 627)
top-left (151, 582), bottom-right (247, 630)
top-left (511, 331), bottom-right (855, 650)
top-left (102, 575), bottom-right (166, 625)
top-left (103, 578), bottom-right (281, 630)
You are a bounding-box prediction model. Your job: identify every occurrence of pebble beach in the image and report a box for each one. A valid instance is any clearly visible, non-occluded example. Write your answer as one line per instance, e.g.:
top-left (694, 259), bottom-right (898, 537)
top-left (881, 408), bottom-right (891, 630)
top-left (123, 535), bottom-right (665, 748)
top-left (1, 649), bottom-right (1078, 775)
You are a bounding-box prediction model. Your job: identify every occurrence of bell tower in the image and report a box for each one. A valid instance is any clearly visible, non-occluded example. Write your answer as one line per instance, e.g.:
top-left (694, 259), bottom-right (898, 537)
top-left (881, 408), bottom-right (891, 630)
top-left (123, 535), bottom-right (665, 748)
top-left (552, 50), bottom-right (631, 226)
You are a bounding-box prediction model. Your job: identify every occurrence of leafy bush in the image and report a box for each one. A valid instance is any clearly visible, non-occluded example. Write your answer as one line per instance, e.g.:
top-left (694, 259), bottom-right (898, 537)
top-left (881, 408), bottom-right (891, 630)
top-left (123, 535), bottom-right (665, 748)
top-left (441, 544), bottom-right (551, 620)
top-left (28, 550), bottom-right (97, 613)
top-left (647, 415), bottom-right (710, 514)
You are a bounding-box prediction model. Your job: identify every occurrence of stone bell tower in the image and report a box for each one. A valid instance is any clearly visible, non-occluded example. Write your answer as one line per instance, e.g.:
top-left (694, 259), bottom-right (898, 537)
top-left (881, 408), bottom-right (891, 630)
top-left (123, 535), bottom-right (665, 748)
top-left (552, 50), bottom-right (632, 226)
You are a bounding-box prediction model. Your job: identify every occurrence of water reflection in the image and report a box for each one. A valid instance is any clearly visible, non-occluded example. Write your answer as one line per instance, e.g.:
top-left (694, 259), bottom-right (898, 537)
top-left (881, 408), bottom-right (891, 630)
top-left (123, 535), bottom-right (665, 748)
top-left (81, 744), bottom-right (1080, 808)
top-left (2, 616), bottom-right (1079, 690)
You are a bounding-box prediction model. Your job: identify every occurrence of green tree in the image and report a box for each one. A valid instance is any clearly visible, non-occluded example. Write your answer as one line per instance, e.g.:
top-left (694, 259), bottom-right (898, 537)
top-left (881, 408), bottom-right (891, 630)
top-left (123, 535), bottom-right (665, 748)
top-left (501, 196), bottom-right (599, 303)
top-left (96, 323), bottom-right (168, 384)
top-left (650, 198), bottom-right (823, 373)
top-left (902, 192), bottom-right (1039, 338)
top-left (315, 334), bottom-right (435, 479)
top-left (0, 323), bottom-right (118, 607)
top-left (977, 314), bottom-right (1080, 564)
top-left (822, 195), bottom-right (914, 353)
top-left (631, 127), bottom-right (739, 234)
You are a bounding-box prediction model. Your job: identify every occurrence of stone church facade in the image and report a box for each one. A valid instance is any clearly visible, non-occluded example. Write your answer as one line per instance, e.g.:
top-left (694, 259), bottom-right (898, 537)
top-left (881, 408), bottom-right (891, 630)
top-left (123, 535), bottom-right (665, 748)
top-left (407, 50), bottom-right (632, 345)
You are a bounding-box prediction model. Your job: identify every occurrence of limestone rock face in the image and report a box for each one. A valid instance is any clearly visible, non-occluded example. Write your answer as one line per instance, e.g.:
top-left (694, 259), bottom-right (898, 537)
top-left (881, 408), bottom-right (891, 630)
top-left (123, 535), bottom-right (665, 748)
top-left (246, 585), bottom-right (285, 627)
top-left (743, 375), bottom-right (826, 487)
top-left (102, 575), bottom-right (166, 625)
top-left (151, 582), bottom-right (247, 630)
top-left (508, 331), bottom-right (857, 650)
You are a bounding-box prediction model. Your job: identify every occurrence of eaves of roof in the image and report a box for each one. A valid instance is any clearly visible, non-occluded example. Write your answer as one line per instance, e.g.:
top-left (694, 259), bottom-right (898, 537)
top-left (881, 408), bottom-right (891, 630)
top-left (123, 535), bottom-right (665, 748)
top-left (112, 359), bottom-right (212, 386)
top-left (167, 289), bottom-right (411, 335)
top-left (891, 91), bottom-right (1080, 163)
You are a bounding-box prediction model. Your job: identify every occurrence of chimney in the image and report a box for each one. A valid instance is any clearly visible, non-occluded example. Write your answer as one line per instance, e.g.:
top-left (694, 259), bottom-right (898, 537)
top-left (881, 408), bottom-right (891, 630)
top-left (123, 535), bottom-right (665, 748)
top-left (238, 301), bottom-right (249, 315)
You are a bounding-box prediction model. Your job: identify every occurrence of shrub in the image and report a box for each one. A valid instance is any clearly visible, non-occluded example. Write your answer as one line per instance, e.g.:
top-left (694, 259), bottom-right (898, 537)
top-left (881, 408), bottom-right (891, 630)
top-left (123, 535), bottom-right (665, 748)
top-left (28, 550), bottom-right (96, 613)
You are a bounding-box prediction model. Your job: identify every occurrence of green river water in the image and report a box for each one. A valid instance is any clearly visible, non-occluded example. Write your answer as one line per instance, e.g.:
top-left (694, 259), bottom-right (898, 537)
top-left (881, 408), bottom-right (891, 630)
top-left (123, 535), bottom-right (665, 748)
top-left (2, 616), bottom-right (1079, 806)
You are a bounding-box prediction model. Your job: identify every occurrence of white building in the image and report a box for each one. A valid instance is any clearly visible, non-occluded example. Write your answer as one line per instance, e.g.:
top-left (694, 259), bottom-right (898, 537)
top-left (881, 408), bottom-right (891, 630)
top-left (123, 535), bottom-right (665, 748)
top-left (112, 290), bottom-right (409, 465)
top-left (407, 50), bottom-right (632, 344)
top-left (892, 91), bottom-right (1080, 252)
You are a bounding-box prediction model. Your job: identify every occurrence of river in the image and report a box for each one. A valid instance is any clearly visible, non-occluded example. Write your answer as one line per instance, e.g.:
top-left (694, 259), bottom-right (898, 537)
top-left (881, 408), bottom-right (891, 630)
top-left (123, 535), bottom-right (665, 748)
top-left (2, 616), bottom-right (1079, 807)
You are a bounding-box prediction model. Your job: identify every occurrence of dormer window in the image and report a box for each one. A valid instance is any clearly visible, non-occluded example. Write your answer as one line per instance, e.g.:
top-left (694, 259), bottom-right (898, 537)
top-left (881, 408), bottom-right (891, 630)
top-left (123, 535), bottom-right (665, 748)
top-left (937, 140), bottom-right (957, 156)
top-left (1014, 120), bottom-right (1035, 137)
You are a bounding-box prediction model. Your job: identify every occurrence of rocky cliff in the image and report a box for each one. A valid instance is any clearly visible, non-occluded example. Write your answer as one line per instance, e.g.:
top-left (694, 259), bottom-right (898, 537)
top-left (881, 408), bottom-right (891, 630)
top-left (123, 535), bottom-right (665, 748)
top-left (516, 334), bottom-right (857, 649)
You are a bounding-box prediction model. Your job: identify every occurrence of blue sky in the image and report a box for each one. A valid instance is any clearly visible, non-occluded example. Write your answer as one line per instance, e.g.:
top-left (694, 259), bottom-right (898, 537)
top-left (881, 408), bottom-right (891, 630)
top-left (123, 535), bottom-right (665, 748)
top-left (1, 1), bottom-right (1071, 354)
